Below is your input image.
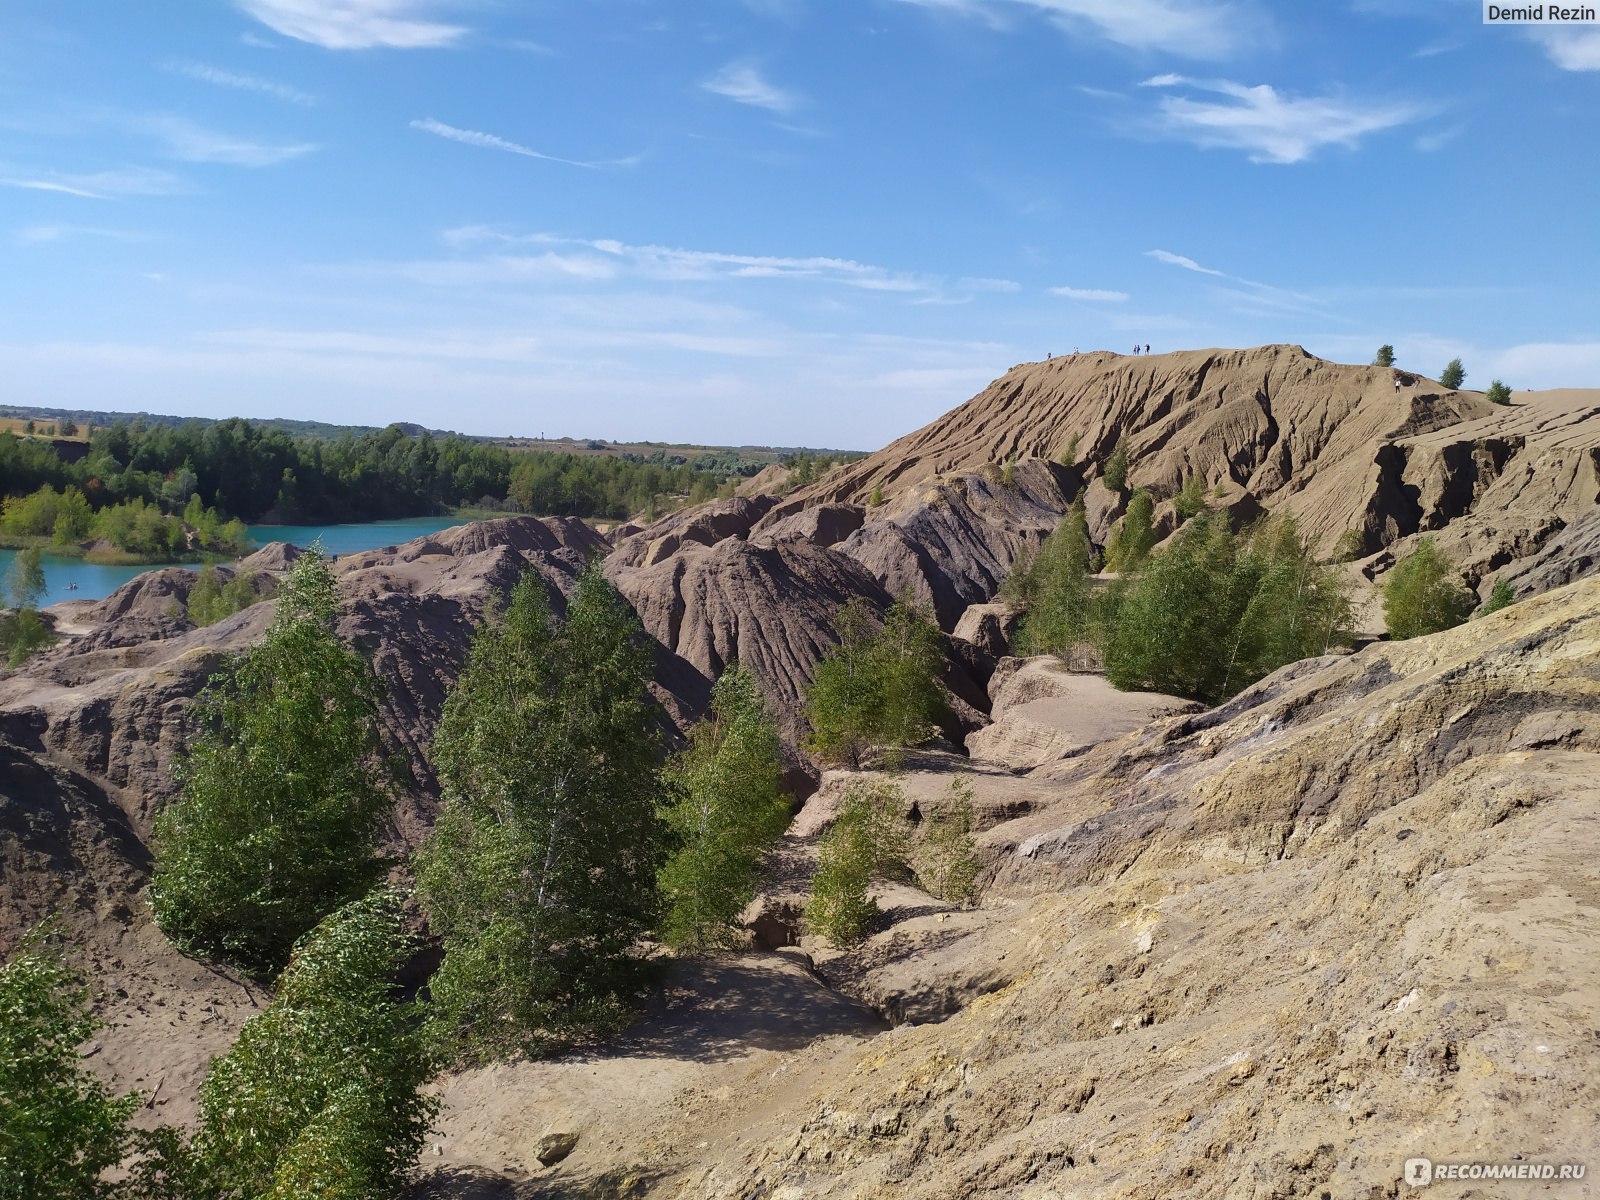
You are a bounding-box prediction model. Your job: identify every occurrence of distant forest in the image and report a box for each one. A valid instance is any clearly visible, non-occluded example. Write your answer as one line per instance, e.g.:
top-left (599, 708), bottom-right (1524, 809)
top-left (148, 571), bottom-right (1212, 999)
top-left (0, 417), bottom-right (856, 526)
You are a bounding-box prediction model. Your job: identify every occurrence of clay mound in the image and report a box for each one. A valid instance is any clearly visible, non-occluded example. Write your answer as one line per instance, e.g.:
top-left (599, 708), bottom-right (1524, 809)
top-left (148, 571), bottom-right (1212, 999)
top-left (827, 459), bottom-right (1077, 629)
top-left (236, 540), bottom-right (302, 574)
top-left (609, 496), bottom-right (777, 571)
top-left (426, 514), bottom-right (608, 564)
top-left (753, 503), bottom-right (864, 549)
top-left (1486, 505), bottom-right (1600, 601)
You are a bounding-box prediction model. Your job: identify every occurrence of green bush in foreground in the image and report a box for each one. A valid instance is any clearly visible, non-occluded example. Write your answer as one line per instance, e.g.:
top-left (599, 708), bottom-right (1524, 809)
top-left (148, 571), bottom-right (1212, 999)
top-left (0, 929), bottom-right (142, 1200)
top-left (177, 892), bottom-right (437, 1200)
top-left (1383, 538), bottom-right (1474, 640)
top-left (807, 778), bottom-right (908, 946)
top-left (2, 546), bottom-right (56, 666)
top-left (151, 549), bottom-right (393, 977)
top-left (912, 777), bottom-right (982, 906)
top-left (658, 665), bottom-right (791, 952)
top-left (1478, 577), bottom-right (1517, 616)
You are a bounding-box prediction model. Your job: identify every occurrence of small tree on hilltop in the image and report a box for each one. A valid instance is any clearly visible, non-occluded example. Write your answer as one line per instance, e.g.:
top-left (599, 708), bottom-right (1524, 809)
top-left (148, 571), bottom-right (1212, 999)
top-left (658, 664), bottom-right (791, 953)
top-left (1486, 379), bottom-right (1512, 406)
top-left (1440, 358), bottom-right (1466, 389)
top-left (417, 567), bottom-right (666, 1060)
top-left (1102, 436), bottom-right (1131, 493)
top-left (1383, 537), bottom-right (1474, 640)
top-left (0, 928), bottom-right (144, 1200)
top-left (1374, 345), bottom-right (1396, 368)
top-left (804, 596), bottom-right (945, 769)
top-left (150, 548), bottom-right (393, 977)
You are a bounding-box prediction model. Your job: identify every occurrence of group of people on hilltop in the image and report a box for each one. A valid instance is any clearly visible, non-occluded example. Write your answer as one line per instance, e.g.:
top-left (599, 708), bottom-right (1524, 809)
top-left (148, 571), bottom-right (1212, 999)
top-left (1132, 343), bottom-right (1151, 355)
top-left (1047, 344), bottom-right (1151, 361)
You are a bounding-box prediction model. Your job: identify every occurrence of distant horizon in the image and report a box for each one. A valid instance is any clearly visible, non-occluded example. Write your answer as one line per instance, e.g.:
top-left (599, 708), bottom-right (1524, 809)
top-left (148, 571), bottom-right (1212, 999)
top-left (4, 337), bottom-right (1595, 453)
top-left (4, 2), bottom-right (1597, 445)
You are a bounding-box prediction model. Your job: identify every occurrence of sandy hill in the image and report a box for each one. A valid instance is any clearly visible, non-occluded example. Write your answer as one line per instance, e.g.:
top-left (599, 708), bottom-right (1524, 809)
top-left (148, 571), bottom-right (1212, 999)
top-left (774, 345), bottom-right (1600, 585)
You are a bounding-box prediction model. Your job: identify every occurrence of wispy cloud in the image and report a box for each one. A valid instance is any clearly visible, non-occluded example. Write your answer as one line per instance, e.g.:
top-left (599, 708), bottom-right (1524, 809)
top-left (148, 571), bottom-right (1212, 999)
top-left (1138, 75), bottom-right (1425, 163)
top-left (1146, 249), bottom-right (1226, 277)
top-left (237, 0), bottom-right (467, 50)
top-left (894, 0), bottom-right (1260, 60)
top-left (433, 227), bottom-right (1014, 301)
top-left (701, 63), bottom-right (803, 114)
top-left (0, 166), bottom-right (188, 200)
top-left (409, 118), bottom-right (633, 168)
top-left (1050, 285), bottom-right (1130, 301)
top-left (1529, 27), bottom-right (1600, 71)
top-left (138, 115), bottom-right (317, 166)
top-left (16, 224), bottom-right (153, 245)
top-left (165, 59), bottom-right (316, 105)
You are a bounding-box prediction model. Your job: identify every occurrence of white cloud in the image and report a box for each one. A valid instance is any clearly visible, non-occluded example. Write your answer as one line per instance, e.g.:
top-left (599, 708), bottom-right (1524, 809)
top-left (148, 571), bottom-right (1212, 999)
top-left (410, 118), bottom-right (623, 168)
top-left (894, 0), bottom-right (1258, 59)
top-left (165, 60), bottom-right (316, 105)
top-left (237, 0), bottom-right (466, 50)
top-left (138, 115), bottom-right (317, 166)
top-left (1051, 286), bottom-right (1130, 301)
top-left (1529, 27), bottom-right (1600, 70)
top-left (701, 64), bottom-right (803, 114)
top-left (1138, 75), bottom-right (1425, 163)
top-left (0, 166), bottom-right (188, 199)
top-left (426, 227), bottom-right (1015, 302)
top-left (1146, 248), bottom-right (1226, 277)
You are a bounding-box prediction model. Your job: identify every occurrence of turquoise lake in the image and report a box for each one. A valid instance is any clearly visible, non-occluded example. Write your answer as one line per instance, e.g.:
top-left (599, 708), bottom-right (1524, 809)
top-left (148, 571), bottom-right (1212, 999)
top-left (1, 516), bottom-right (463, 609)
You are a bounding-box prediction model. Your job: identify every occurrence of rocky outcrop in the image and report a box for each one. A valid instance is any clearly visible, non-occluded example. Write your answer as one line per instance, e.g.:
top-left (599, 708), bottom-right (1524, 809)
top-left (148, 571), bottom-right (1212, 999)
top-left (607, 496), bottom-right (776, 571)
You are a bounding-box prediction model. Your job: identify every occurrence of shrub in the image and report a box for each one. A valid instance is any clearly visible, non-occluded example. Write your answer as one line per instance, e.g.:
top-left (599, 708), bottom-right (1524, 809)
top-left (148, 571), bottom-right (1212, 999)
top-left (999, 457), bottom-right (1017, 488)
top-left (1057, 433), bottom-right (1080, 466)
top-left (1, 547), bottom-right (56, 666)
top-left (182, 892), bottom-right (437, 1199)
top-left (1174, 474), bottom-right (1208, 522)
top-left (1014, 503), bottom-right (1097, 658)
top-left (1373, 345), bottom-right (1396, 368)
top-left (806, 778), bottom-right (909, 946)
top-left (658, 665), bottom-right (790, 952)
top-left (0, 928), bottom-right (143, 1200)
top-left (1331, 527), bottom-right (1367, 563)
top-left (1102, 436), bottom-right (1130, 493)
top-left (1103, 512), bottom-right (1352, 703)
top-left (416, 568), bottom-right (666, 1060)
top-left (1486, 379), bottom-right (1512, 406)
top-left (1478, 577), bottom-right (1516, 616)
top-left (868, 482), bottom-right (884, 508)
top-left (804, 596), bottom-right (945, 768)
top-left (186, 565), bottom-right (259, 628)
top-left (912, 777), bottom-right (981, 905)
top-left (1440, 358), bottom-right (1466, 389)
top-left (1382, 538), bottom-right (1474, 640)
top-left (150, 549), bottom-right (393, 977)
top-left (1104, 488), bottom-right (1156, 572)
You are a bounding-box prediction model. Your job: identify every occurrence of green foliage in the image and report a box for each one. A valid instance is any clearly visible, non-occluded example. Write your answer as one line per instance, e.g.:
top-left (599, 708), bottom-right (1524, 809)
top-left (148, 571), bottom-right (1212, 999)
top-left (1374, 345), bottom-right (1395, 368)
top-left (1382, 538), bottom-right (1474, 640)
top-left (806, 778), bottom-right (909, 946)
top-left (999, 457), bottom-right (1017, 488)
top-left (416, 568), bottom-right (666, 1060)
top-left (1440, 358), bottom-right (1466, 389)
top-left (868, 482), bottom-right (884, 508)
top-left (1102, 436), bottom-right (1131, 493)
top-left (1104, 488), bottom-right (1157, 572)
top-left (1479, 577), bottom-right (1517, 616)
top-left (1014, 503), bottom-right (1098, 658)
top-left (1057, 433), bottom-right (1080, 467)
top-left (804, 596), bottom-right (945, 768)
top-left (0, 928), bottom-right (143, 1200)
top-left (1103, 512), bottom-right (1352, 703)
top-left (180, 892), bottom-right (437, 1200)
top-left (1174, 474), bottom-right (1208, 522)
top-left (1486, 379), bottom-right (1512, 406)
top-left (186, 565), bottom-right (259, 628)
top-left (150, 550), bottom-right (393, 976)
top-left (1, 547), bottom-right (56, 667)
top-left (1331, 527), bottom-right (1368, 563)
top-left (658, 665), bottom-right (790, 953)
top-left (911, 777), bottom-right (981, 906)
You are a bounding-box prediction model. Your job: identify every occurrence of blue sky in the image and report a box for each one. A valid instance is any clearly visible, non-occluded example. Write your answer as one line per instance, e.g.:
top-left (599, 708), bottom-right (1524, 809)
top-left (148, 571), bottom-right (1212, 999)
top-left (2, 1), bottom-right (1597, 448)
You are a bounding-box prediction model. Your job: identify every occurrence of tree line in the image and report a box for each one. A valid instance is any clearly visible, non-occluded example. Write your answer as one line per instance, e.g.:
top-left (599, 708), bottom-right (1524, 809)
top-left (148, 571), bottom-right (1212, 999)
top-left (0, 418), bottom-right (741, 531)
